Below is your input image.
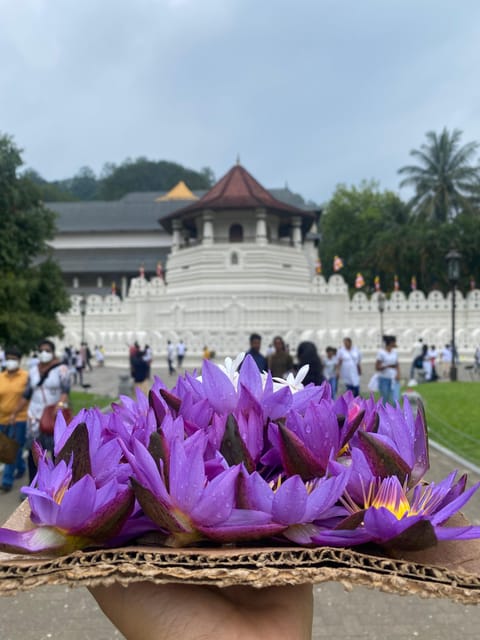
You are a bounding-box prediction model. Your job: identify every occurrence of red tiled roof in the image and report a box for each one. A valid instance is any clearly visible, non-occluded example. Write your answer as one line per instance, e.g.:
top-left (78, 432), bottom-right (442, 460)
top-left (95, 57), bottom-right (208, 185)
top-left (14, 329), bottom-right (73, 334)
top-left (163, 164), bottom-right (314, 219)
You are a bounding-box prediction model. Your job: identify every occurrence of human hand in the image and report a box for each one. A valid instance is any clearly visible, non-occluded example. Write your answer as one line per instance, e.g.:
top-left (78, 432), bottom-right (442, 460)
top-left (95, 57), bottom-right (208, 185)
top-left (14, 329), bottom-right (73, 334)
top-left (90, 581), bottom-right (313, 640)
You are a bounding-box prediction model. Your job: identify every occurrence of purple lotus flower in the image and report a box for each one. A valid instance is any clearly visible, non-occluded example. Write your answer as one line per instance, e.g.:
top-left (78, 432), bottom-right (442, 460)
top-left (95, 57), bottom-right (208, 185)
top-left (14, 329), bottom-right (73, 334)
top-left (267, 397), bottom-right (365, 480)
top-left (0, 452), bottom-right (134, 555)
top-left (121, 431), bottom-right (283, 546)
top-left (312, 472), bottom-right (480, 549)
top-left (1, 353), bottom-right (479, 558)
top-left (238, 466), bottom-right (350, 544)
top-left (352, 397), bottom-right (429, 488)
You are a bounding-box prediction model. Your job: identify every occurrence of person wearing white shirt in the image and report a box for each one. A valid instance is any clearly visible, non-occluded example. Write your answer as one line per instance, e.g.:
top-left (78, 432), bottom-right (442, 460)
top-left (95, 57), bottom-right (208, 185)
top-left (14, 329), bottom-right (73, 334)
top-left (167, 341), bottom-right (176, 375)
top-left (324, 347), bottom-right (339, 399)
top-left (375, 335), bottom-right (400, 405)
top-left (336, 337), bottom-right (362, 397)
top-left (176, 340), bottom-right (186, 368)
top-left (440, 344), bottom-right (452, 378)
top-left (410, 338), bottom-right (423, 378)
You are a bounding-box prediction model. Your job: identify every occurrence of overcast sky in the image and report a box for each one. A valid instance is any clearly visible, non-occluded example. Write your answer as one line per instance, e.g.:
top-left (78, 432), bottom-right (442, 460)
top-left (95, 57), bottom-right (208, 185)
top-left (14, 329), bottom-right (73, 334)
top-left (1, 0), bottom-right (480, 204)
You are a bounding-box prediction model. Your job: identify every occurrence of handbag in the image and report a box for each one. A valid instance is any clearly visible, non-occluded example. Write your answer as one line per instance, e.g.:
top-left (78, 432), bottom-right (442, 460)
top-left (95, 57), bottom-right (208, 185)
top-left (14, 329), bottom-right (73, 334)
top-left (0, 430), bottom-right (20, 465)
top-left (38, 379), bottom-right (72, 435)
top-left (39, 405), bottom-right (73, 435)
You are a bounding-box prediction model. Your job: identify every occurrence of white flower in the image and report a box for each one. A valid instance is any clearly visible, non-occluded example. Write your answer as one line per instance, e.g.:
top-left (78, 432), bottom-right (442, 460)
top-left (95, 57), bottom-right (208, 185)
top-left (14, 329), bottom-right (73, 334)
top-left (272, 365), bottom-right (309, 393)
top-left (217, 352), bottom-right (245, 384)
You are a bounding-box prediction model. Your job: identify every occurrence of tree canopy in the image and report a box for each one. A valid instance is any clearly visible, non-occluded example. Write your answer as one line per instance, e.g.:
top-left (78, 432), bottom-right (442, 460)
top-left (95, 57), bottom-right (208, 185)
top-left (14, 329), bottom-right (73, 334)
top-left (98, 158), bottom-right (214, 200)
top-left (398, 128), bottom-right (480, 222)
top-left (0, 134), bottom-right (70, 353)
top-left (320, 182), bottom-right (412, 290)
top-left (24, 158), bottom-right (216, 202)
top-left (320, 180), bottom-right (479, 294)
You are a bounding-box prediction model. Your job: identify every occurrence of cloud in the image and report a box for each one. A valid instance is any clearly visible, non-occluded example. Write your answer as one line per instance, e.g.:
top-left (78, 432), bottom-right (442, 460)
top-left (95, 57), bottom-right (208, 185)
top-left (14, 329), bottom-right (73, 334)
top-left (1, 0), bottom-right (480, 203)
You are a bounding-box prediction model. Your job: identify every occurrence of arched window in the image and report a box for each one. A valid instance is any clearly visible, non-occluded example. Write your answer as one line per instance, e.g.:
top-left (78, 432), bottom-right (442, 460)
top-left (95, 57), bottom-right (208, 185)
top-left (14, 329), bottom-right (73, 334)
top-left (231, 252), bottom-right (239, 265)
top-left (229, 223), bottom-right (244, 243)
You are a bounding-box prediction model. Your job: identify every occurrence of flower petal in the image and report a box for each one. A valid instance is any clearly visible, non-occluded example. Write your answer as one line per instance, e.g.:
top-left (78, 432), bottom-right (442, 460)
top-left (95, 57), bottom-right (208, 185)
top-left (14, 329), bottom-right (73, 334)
top-left (0, 526), bottom-right (68, 555)
top-left (201, 359), bottom-right (237, 414)
top-left (272, 476), bottom-right (307, 525)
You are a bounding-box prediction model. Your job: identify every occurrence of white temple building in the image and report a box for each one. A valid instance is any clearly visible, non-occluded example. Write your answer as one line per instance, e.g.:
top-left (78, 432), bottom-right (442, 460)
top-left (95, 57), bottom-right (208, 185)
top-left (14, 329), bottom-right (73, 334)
top-left (57, 164), bottom-right (480, 365)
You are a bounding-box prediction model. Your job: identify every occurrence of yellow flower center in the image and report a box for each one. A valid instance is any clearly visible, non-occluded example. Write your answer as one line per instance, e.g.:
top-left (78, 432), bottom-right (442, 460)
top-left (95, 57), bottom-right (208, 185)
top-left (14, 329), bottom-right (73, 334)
top-left (53, 479), bottom-right (71, 505)
top-left (364, 477), bottom-right (413, 520)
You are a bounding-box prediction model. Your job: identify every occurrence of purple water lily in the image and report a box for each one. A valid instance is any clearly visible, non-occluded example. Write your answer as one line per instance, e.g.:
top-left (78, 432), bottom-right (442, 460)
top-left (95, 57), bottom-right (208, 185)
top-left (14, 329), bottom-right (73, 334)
top-left (121, 431), bottom-right (282, 546)
top-left (0, 452), bottom-right (134, 555)
top-left (352, 397), bottom-right (429, 487)
top-left (267, 397), bottom-right (365, 480)
top-left (1, 353), bottom-right (479, 558)
top-left (238, 466), bottom-right (350, 543)
top-left (311, 472), bottom-right (480, 549)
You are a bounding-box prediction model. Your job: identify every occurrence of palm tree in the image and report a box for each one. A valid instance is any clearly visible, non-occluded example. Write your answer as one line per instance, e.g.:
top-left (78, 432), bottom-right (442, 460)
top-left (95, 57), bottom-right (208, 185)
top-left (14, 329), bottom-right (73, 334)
top-left (398, 128), bottom-right (480, 222)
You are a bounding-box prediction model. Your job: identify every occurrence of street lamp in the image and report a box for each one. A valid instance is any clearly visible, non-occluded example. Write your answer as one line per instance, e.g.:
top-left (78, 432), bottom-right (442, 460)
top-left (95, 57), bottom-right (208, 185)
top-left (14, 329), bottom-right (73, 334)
top-left (79, 295), bottom-right (87, 344)
top-left (445, 249), bottom-right (462, 381)
top-left (377, 292), bottom-right (386, 346)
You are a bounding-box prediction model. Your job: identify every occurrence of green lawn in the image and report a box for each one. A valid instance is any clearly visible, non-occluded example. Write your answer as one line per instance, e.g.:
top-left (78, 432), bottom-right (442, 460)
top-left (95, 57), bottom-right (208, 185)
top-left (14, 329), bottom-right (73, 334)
top-left (70, 391), bottom-right (117, 414)
top-left (411, 382), bottom-right (480, 466)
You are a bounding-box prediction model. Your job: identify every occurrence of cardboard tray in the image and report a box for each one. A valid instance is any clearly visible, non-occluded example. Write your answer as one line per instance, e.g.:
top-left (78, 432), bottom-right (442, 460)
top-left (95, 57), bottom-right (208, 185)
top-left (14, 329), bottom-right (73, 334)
top-left (1, 501), bottom-right (480, 603)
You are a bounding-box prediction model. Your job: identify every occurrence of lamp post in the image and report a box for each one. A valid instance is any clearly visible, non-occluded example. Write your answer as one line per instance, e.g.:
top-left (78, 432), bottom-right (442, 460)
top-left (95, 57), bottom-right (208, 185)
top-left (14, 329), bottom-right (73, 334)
top-left (377, 292), bottom-right (386, 346)
top-left (79, 295), bottom-right (87, 344)
top-left (445, 249), bottom-right (461, 382)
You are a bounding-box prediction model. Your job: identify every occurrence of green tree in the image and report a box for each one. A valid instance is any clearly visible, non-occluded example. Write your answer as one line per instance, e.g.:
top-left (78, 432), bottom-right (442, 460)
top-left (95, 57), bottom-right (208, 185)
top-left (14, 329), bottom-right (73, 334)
top-left (320, 181), bottom-right (412, 291)
top-left (398, 128), bottom-right (480, 222)
top-left (0, 134), bottom-right (70, 352)
top-left (321, 181), bottom-right (479, 294)
top-left (57, 165), bottom-right (99, 200)
top-left (98, 157), bottom-right (215, 200)
top-left (22, 169), bottom-right (76, 202)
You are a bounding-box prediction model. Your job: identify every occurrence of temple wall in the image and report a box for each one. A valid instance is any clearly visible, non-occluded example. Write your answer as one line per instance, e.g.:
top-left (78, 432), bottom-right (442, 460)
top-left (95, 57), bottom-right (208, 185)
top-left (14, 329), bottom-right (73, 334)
top-left (57, 275), bottom-right (480, 366)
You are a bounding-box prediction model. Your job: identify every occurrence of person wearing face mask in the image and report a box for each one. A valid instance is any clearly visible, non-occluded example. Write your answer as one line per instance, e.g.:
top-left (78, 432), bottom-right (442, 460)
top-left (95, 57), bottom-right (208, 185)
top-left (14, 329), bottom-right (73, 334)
top-left (0, 347), bottom-right (29, 492)
top-left (12, 339), bottom-right (71, 483)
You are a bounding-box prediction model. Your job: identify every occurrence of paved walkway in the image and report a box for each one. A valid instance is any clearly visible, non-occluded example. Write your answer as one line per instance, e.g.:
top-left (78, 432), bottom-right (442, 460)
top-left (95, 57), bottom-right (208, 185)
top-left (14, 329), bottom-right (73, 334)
top-left (0, 366), bottom-right (479, 639)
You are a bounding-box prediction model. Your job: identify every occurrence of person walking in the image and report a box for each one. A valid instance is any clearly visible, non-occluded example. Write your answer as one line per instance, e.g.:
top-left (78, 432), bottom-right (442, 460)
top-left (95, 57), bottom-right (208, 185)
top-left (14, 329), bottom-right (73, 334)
top-left (245, 333), bottom-right (267, 372)
top-left (375, 335), bottom-right (400, 405)
top-left (410, 337), bottom-right (424, 379)
top-left (475, 345), bottom-right (480, 376)
top-left (176, 340), bottom-right (186, 368)
top-left (428, 344), bottom-right (439, 381)
top-left (336, 337), bottom-right (362, 396)
top-left (0, 347), bottom-right (28, 492)
top-left (131, 349), bottom-right (150, 396)
top-left (143, 344), bottom-right (153, 379)
top-left (75, 349), bottom-right (84, 386)
top-left (324, 347), bottom-right (339, 399)
top-left (167, 341), bottom-right (176, 375)
top-left (95, 345), bottom-right (105, 367)
top-left (296, 342), bottom-right (325, 386)
top-left (12, 340), bottom-right (71, 483)
top-left (267, 336), bottom-right (294, 379)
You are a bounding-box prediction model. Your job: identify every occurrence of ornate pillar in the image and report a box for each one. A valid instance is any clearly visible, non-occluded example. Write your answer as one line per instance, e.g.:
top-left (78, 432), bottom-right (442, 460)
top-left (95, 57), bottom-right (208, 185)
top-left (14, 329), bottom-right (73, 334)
top-left (121, 276), bottom-right (127, 299)
top-left (255, 208), bottom-right (267, 246)
top-left (202, 210), bottom-right (214, 245)
top-left (172, 219), bottom-right (182, 253)
top-left (292, 216), bottom-right (302, 248)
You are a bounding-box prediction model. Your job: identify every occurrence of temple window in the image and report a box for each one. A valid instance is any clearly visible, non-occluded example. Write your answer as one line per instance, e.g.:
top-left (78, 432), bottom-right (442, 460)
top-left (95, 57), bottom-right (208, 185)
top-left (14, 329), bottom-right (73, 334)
top-left (229, 223), bottom-right (244, 243)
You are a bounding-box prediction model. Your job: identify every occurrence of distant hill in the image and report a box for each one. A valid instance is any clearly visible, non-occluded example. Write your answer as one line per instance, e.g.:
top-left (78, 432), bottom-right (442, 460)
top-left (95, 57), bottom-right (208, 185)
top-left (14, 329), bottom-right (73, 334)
top-left (23, 158), bottom-right (215, 202)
